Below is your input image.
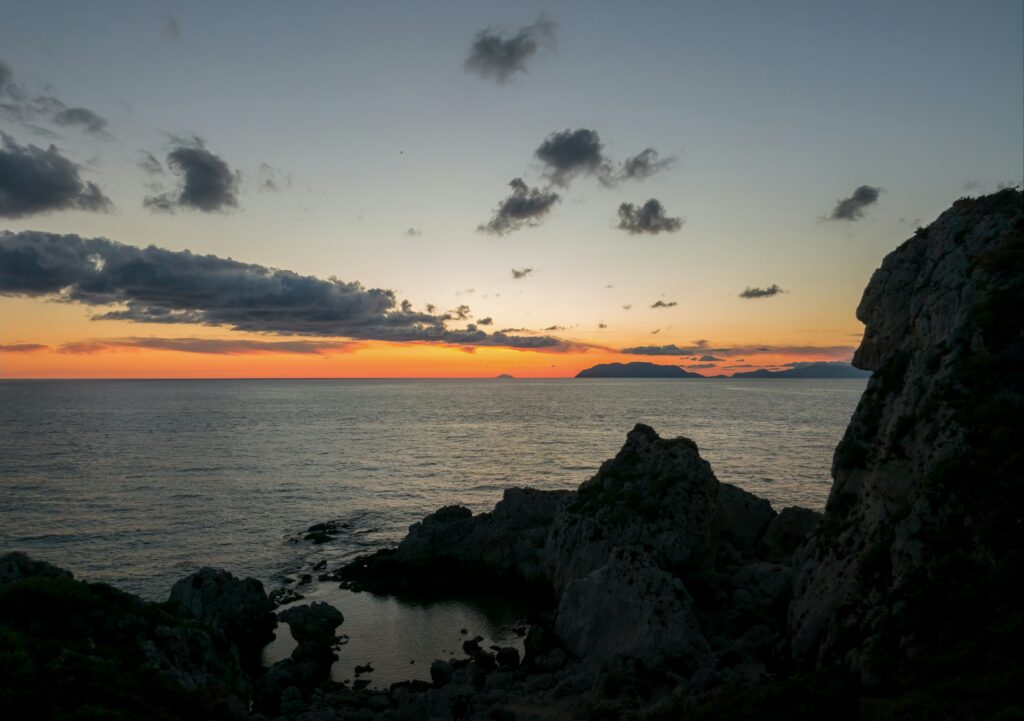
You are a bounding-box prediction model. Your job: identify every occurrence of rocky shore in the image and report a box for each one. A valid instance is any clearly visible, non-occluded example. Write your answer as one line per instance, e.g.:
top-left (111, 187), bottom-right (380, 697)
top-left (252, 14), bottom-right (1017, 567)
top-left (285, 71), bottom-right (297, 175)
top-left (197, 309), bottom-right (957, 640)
top-left (1, 189), bottom-right (1020, 719)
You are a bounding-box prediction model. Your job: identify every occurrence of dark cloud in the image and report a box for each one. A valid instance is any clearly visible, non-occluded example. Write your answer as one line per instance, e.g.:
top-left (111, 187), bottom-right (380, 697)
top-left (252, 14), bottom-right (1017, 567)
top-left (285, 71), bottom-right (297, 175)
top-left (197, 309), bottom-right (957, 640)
top-left (684, 363), bottom-right (716, 370)
top-left (598, 322), bottom-right (608, 329)
top-left (739, 284), bottom-right (784, 299)
top-left (478, 178), bottom-right (560, 235)
top-left (622, 304), bottom-right (632, 310)
top-left (828, 185), bottom-right (881, 221)
top-left (650, 300), bottom-right (677, 308)
top-left (617, 199), bottom-right (683, 234)
top-left (52, 107), bottom-right (111, 139)
top-left (477, 317), bottom-right (493, 326)
top-left (0, 230), bottom-right (581, 352)
top-left (0, 342), bottom-right (48, 353)
top-left (511, 267), bottom-right (534, 279)
top-left (542, 325), bottom-right (565, 331)
top-left (404, 227), bottom-right (423, 237)
top-left (699, 355), bottom-right (723, 361)
top-left (60, 337), bottom-right (356, 355)
top-left (144, 142), bottom-right (240, 212)
top-left (0, 133), bottom-right (113, 218)
top-left (535, 128), bottom-right (610, 187)
top-left (463, 16), bottom-right (556, 84)
top-left (618, 148), bottom-right (674, 181)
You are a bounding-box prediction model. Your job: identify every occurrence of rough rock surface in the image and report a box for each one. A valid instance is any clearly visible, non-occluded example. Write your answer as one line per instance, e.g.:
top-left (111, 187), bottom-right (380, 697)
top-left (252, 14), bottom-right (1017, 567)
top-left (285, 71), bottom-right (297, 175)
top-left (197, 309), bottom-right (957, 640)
top-left (340, 422), bottom-right (806, 672)
top-left (790, 188), bottom-right (1024, 683)
top-left (169, 566), bottom-right (277, 670)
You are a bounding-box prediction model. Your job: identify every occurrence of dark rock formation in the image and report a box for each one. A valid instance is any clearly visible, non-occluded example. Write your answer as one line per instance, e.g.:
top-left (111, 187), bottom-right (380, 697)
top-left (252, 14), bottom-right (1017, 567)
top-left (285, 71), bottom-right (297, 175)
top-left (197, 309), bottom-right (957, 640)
top-left (168, 566), bottom-right (276, 673)
top-left (338, 422), bottom-right (808, 680)
top-left (0, 551), bottom-right (73, 585)
top-left (790, 188), bottom-right (1024, 690)
top-left (0, 552), bottom-right (250, 720)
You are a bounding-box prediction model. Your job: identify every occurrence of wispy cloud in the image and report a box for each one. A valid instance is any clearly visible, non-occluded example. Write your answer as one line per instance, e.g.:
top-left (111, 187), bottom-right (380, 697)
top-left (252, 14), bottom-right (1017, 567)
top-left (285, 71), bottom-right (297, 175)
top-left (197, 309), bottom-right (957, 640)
top-left (650, 300), bottom-right (677, 308)
top-left (511, 267), bottom-right (534, 279)
top-left (739, 284), bottom-right (784, 299)
top-left (59, 337), bottom-right (358, 356)
top-left (0, 343), bottom-right (49, 353)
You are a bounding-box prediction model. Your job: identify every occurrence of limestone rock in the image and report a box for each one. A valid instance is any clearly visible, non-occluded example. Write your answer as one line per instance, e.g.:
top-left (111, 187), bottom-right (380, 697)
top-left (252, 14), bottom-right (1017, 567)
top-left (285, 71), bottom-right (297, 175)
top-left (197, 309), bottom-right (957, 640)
top-left (554, 549), bottom-right (709, 664)
top-left (790, 189), bottom-right (1024, 684)
top-left (546, 423), bottom-right (720, 595)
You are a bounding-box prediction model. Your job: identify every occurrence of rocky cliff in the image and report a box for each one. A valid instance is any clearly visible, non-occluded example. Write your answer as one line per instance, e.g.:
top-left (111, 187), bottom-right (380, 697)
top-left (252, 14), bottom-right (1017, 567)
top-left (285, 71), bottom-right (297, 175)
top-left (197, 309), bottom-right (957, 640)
top-left (790, 188), bottom-right (1024, 685)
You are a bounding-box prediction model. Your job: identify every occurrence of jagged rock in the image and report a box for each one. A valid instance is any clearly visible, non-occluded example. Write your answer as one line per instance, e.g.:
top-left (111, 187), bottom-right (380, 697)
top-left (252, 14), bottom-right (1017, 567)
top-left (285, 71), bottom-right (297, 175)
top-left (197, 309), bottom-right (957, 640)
top-left (790, 189), bottom-right (1024, 685)
top-left (546, 424), bottom-right (721, 595)
top-left (0, 551), bottom-right (73, 586)
top-left (716, 483), bottom-right (777, 554)
top-left (269, 587), bottom-right (304, 607)
top-left (168, 567), bottom-right (276, 670)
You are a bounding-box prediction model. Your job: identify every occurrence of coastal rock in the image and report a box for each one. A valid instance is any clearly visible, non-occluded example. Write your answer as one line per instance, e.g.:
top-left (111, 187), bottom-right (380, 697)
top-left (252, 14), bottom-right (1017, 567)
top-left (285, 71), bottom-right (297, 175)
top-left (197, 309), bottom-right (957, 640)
top-left (546, 424), bottom-right (720, 595)
top-left (279, 602), bottom-right (345, 669)
top-left (168, 567), bottom-right (276, 669)
top-left (555, 549), bottom-right (709, 664)
top-left (0, 556), bottom-right (251, 719)
top-left (279, 601), bottom-right (344, 645)
top-left (758, 506), bottom-right (822, 561)
top-left (790, 189), bottom-right (1024, 684)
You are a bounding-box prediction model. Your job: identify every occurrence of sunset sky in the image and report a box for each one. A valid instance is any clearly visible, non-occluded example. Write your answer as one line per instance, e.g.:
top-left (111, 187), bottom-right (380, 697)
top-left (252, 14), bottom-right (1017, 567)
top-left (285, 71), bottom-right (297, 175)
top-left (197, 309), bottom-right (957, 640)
top-left (1, 0), bottom-right (1021, 378)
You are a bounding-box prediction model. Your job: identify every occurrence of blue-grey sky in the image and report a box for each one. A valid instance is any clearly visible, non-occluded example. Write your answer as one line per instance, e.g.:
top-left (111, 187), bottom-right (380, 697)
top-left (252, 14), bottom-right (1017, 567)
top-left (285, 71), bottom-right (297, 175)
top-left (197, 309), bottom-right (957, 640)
top-left (1, 0), bottom-right (1021, 377)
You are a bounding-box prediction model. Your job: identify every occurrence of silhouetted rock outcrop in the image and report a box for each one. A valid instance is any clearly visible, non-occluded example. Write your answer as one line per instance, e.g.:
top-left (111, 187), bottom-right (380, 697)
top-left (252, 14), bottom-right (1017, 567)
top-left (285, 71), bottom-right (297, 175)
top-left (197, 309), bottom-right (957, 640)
top-left (168, 567), bottom-right (276, 674)
top-left (790, 188), bottom-right (1024, 689)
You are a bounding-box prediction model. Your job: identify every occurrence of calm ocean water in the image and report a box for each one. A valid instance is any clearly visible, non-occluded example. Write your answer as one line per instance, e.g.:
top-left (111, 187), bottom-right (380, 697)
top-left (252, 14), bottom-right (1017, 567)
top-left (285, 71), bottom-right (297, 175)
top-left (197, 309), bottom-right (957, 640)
top-left (0, 378), bottom-right (864, 600)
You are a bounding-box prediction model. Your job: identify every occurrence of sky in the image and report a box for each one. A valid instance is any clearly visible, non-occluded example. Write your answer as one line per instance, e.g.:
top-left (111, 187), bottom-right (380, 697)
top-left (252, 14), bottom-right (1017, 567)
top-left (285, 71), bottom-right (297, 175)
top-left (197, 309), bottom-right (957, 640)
top-left (1, 0), bottom-right (1021, 378)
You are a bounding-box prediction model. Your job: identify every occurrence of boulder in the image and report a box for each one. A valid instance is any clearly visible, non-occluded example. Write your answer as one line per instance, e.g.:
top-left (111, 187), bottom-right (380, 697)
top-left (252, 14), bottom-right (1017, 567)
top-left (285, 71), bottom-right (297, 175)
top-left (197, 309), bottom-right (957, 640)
top-left (554, 549), bottom-right (709, 665)
top-left (168, 567), bottom-right (276, 670)
top-left (278, 602), bottom-right (344, 646)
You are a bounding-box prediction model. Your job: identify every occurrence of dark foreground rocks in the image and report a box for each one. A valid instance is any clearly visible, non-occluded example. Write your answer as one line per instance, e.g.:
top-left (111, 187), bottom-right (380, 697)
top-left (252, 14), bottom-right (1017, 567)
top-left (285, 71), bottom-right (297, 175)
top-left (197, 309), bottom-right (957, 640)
top-left (1, 190), bottom-right (1020, 719)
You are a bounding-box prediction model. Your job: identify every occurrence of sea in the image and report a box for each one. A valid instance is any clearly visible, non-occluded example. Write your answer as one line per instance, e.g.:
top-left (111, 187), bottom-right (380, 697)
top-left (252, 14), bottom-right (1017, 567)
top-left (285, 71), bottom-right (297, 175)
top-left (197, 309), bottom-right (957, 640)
top-left (0, 378), bottom-right (866, 684)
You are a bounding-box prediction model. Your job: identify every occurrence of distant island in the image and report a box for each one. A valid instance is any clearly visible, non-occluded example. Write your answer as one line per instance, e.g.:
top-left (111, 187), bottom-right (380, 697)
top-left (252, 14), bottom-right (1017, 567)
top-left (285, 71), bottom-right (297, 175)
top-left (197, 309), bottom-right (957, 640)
top-left (495, 373), bottom-right (515, 379)
top-left (730, 362), bottom-right (870, 379)
top-left (575, 360), bottom-right (870, 379)
top-left (575, 362), bottom-right (704, 378)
